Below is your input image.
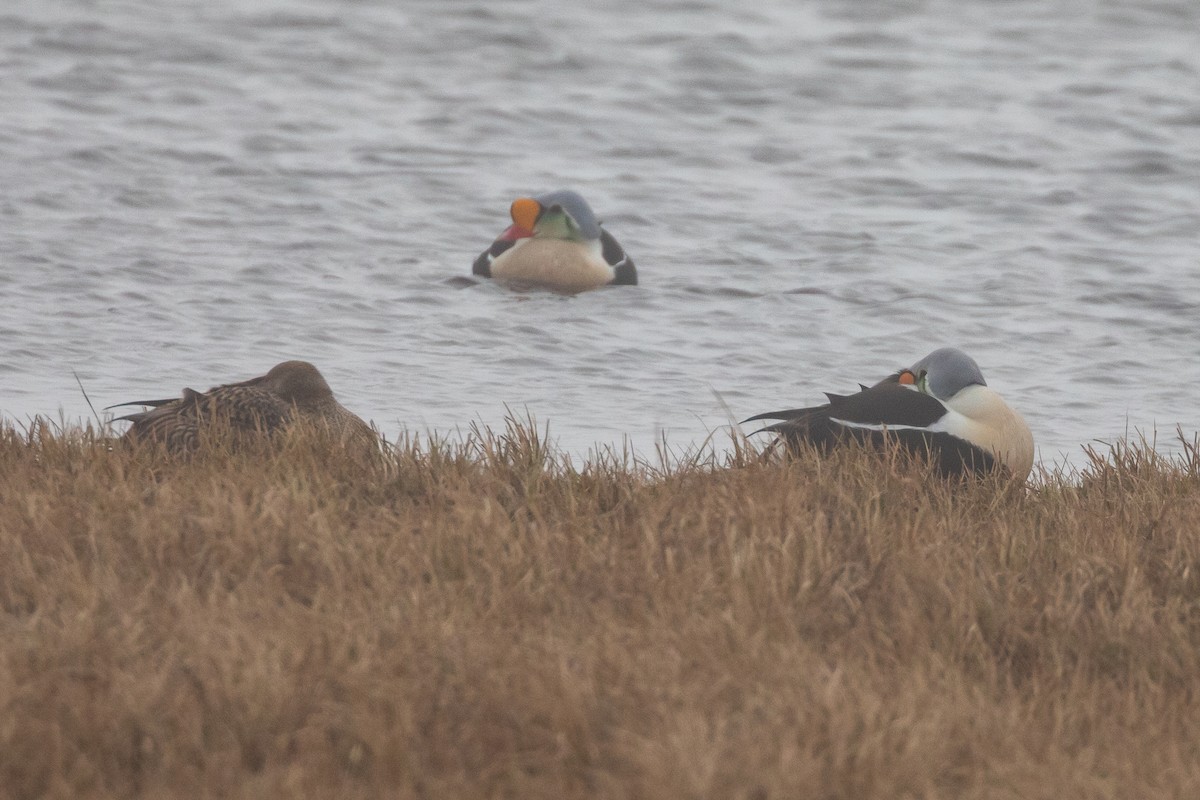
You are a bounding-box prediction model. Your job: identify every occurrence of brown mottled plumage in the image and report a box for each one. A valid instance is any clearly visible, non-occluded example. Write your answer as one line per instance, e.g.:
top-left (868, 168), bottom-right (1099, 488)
top-left (110, 361), bottom-right (376, 453)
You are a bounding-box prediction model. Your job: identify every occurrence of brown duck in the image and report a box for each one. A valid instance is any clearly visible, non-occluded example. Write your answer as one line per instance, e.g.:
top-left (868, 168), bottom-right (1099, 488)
top-left (109, 360), bottom-right (375, 453)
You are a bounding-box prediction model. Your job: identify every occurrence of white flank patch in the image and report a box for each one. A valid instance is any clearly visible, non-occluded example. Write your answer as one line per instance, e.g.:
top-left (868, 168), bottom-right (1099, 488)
top-left (830, 418), bottom-right (936, 434)
top-left (830, 407), bottom-right (973, 440)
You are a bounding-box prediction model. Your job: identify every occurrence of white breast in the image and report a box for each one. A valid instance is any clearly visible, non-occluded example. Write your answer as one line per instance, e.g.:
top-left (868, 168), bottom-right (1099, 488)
top-left (937, 385), bottom-right (1035, 480)
top-left (490, 239), bottom-right (614, 292)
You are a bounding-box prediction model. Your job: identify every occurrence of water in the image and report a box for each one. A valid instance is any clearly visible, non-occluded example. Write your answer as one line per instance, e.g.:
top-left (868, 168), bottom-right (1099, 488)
top-left (3, 0), bottom-right (1199, 470)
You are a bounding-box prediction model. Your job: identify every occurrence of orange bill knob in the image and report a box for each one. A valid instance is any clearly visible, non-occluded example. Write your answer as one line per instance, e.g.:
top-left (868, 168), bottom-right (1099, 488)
top-left (509, 197), bottom-right (541, 233)
top-left (897, 370), bottom-right (916, 385)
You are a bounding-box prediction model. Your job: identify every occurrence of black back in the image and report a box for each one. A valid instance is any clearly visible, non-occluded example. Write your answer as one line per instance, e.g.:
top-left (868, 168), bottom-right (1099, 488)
top-left (746, 382), bottom-right (998, 478)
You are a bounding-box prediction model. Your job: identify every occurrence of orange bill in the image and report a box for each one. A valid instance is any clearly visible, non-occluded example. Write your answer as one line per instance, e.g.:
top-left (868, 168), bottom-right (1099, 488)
top-left (509, 197), bottom-right (541, 232)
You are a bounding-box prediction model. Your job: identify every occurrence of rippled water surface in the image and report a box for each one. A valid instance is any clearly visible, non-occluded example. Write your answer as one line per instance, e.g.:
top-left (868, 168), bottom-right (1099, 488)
top-left (4, 0), bottom-right (1199, 468)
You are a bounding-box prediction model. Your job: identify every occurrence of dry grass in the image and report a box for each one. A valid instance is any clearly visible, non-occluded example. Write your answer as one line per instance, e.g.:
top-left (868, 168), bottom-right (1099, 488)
top-left (3, 418), bottom-right (1200, 799)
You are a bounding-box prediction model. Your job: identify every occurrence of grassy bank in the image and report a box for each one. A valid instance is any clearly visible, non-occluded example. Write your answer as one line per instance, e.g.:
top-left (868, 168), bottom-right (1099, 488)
top-left (2, 419), bottom-right (1200, 799)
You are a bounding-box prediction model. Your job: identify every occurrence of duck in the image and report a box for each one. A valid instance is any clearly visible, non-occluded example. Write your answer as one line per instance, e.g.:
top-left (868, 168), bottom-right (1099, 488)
top-left (108, 360), bottom-right (376, 453)
top-left (472, 190), bottom-right (637, 292)
top-left (743, 347), bottom-right (1034, 480)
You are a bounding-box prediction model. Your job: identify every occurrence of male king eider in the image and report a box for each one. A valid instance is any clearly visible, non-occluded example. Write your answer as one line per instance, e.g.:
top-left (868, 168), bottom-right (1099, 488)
top-left (108, 360), bottom-right (376, 453)
top-left (472, 190), bottom-right (637, 292)
top-left (744, 347), bottom-right (1035, 480)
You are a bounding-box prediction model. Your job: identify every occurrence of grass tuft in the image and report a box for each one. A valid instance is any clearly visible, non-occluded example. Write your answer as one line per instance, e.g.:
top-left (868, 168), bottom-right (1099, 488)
top-left (2, 419), bottom-right (1200, 797)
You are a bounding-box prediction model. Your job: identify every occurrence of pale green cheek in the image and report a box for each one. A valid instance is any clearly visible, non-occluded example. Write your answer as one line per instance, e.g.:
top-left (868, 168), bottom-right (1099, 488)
top-left (534, 212), bottom-right (583, 242)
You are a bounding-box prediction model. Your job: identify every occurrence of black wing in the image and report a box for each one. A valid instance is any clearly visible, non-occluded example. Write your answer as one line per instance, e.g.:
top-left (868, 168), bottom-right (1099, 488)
top-left (742, 403), bottom-right (830, 424)
top-left (747, 383), bottom-right (998, 477)
top-left (600, 229), bottom-right (637, 285)
top-left (743, 370), bottom-right (908, 425)
top-left (749, 384), bottom-right (943, 435)
top-left (472, 237), bottom-right (520, 278)
top-left (820, 383), bottom-right (947, 428)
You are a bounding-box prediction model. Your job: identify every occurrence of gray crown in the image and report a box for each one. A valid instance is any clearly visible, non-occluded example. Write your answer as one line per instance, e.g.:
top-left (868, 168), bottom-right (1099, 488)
top-left (534, 190), bottom-right (602, 240)
top-left (909, 347), bottom-right (987, 400)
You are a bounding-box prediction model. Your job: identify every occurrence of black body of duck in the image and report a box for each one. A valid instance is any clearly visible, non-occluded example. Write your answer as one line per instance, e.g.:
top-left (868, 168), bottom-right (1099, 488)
top-left (744, 347), bottom-right (1034, 480)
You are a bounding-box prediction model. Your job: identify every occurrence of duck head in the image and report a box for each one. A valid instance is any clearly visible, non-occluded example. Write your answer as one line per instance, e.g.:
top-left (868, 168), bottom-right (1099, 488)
top-left (508, 190), bottom-right (603, 243)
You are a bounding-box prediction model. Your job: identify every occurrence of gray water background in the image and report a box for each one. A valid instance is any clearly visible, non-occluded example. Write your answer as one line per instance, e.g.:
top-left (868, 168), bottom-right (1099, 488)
top-left (3, 0), bottom-right (1199, 471)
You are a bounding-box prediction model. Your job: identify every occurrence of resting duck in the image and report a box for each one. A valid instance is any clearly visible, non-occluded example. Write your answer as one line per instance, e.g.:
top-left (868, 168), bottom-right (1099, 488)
top-left (109, 360), bottom-right (375, 453)
top-left (472, 190), bottom-right (637, 292)
top-left (744, 347), bottom-right (1035, 480)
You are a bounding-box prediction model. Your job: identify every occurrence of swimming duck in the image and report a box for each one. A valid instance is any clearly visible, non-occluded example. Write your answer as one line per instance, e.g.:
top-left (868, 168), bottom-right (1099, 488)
top-left (109, 360), bottom-right (376, 453)
top-left (744, 347), bottom-right (1034, 480)
top-left (472, 190), bottom-right (637, 291)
